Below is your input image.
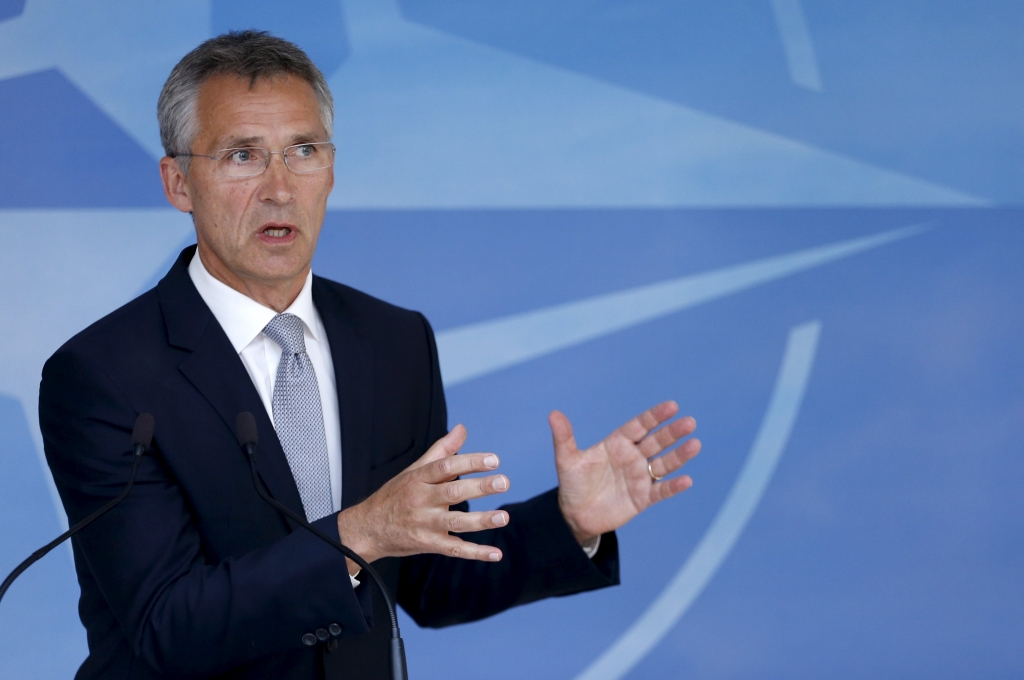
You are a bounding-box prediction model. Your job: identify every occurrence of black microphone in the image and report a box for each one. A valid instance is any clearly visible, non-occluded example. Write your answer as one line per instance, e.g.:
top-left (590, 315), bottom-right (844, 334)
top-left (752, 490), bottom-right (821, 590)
top-left (0, 413), bottom-right (155, 607)
top-left (234, 412), bottom-right (408, 680)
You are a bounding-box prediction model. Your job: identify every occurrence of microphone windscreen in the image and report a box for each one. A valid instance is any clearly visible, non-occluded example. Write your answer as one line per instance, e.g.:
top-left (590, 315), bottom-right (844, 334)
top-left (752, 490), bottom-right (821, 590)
top-left (132, 413), bottom-right (156, 449)
top-left (235, 412), bottom-right (258, 448)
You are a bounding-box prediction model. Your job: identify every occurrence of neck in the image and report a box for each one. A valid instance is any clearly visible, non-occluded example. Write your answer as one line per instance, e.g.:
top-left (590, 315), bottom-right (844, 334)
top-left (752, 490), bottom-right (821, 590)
top-left (196, 243), bottom-right (307, 313)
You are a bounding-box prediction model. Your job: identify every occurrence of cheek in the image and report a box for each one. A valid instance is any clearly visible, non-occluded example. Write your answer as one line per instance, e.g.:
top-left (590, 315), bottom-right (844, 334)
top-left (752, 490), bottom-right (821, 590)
top-left (215, 187), bottom-right (259, 226)
top-left (193, 186), bottom-right (257, 244)
top-left (307, 179), bottom-right (334, 217)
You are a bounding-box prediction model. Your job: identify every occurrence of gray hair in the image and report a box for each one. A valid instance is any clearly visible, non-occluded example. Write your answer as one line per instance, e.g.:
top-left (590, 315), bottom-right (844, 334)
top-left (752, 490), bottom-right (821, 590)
top-left (157, 30), bottom-right (334, 174)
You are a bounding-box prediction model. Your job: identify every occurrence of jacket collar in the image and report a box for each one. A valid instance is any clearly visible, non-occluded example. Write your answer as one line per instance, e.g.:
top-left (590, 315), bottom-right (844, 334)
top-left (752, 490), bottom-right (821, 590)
top-left (158, 245), bottom-right (212, 351)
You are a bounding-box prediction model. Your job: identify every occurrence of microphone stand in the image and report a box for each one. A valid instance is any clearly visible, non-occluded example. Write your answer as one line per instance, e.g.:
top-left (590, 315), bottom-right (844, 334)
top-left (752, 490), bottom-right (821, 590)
top-left (235, 412), bottom-right (408, 680)
top-left (0, 414), bottom-right (155, 608)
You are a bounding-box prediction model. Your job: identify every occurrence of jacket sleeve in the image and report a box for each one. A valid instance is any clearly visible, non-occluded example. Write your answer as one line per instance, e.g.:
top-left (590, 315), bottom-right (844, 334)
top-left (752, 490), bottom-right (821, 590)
top-left (40, 348), bottom-right (370, 678)
top-left (396, 315), bottom-right (620, 628)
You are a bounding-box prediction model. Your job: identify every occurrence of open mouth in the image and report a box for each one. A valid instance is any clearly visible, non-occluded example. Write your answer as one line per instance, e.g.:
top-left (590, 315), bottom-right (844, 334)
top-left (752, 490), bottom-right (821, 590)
top-left (261, 225), bottom-right (293, 238)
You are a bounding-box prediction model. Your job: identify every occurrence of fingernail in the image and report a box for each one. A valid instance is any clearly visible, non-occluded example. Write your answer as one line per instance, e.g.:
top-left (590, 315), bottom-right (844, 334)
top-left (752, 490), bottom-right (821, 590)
top-left (489, 552), bottom-right (500, 561)
top-left (483, 454), bottom-right (499, 469)
top-left (492, 512), bottom-right (507, 526)
top-left (493, 476), bottom-right (508, 491)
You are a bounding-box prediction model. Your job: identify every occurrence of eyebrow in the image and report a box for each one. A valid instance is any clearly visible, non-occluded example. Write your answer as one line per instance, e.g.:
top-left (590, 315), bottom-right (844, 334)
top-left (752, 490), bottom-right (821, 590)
top-left (222, 135), bottom-right (264, 148)
top-left (219, 132), bottom-right (328, 149)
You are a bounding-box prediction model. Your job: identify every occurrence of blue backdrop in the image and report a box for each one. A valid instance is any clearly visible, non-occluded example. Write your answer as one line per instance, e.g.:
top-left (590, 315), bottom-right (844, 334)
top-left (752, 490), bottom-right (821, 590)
top-left (1, 2), bottom-right (1022, 678)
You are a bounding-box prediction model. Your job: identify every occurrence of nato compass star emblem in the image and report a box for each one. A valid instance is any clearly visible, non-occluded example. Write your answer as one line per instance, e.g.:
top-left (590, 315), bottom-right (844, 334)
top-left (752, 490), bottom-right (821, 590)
top-left (433, 225), bottom-right (927, 680)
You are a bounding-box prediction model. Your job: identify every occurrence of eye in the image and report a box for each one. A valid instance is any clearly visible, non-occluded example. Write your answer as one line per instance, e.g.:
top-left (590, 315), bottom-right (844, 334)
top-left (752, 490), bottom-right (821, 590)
top-left (292, 144), bottom-right (316, 158)
top-left (226, 148), bottom-right (257, 163)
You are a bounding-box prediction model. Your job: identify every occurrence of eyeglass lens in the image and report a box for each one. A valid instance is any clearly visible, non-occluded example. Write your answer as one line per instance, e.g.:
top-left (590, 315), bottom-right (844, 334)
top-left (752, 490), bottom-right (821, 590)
top-left (217, 143), bottom-right (334, 177)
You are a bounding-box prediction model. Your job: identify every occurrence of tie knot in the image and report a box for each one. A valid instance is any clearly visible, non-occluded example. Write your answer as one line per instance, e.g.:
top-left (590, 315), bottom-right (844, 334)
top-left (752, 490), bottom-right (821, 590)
top-left (262, 313), bottom-right (307, 355)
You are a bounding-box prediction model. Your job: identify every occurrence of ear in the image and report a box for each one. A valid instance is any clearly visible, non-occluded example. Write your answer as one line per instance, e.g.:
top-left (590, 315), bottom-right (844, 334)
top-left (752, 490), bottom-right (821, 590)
top-left (159, 156), bottom-right (194, 213)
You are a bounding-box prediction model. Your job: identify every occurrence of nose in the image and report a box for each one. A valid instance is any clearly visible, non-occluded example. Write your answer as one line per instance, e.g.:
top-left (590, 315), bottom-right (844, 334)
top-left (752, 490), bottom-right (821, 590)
top-left (257, 151), bottom-right (294, 205)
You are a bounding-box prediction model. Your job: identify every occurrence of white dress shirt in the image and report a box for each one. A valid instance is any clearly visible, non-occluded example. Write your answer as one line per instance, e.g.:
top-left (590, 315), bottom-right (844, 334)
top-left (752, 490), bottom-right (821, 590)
top-left (188, 251), bottom-right (343, 514)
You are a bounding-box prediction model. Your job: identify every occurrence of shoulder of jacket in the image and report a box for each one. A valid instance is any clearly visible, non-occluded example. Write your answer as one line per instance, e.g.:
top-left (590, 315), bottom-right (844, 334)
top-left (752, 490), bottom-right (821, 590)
top-left (49, 288), bottom-right (164, 364)
top-left (312, 276), bottom-right (428, 327)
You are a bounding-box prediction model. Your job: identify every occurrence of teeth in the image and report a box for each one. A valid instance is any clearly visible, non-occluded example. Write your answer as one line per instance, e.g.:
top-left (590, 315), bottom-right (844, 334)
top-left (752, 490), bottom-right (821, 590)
top-left (264, 227), bottom-right (290, 238)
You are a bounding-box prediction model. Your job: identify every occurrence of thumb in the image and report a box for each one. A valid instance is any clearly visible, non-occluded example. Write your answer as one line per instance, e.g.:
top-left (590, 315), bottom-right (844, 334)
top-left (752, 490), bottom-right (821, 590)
top-left (414, 424), bottom-right (466, 469)
top-left (548, 411), bottom-right (578, 464)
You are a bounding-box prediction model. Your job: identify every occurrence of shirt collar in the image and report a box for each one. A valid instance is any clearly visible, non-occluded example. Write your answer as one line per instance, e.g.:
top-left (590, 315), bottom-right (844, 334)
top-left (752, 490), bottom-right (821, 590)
top-left (188, 249), bottom-right (320, 354)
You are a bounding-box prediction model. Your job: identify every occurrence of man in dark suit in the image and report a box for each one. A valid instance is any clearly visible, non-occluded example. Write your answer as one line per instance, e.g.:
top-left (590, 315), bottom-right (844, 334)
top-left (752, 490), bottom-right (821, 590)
top-left (39, 31), bottom-right (701, 679)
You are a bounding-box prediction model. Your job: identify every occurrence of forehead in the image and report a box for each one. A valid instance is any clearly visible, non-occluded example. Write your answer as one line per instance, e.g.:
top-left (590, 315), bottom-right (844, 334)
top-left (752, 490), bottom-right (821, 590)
top-left (193, 73), bottom-right (325, 148)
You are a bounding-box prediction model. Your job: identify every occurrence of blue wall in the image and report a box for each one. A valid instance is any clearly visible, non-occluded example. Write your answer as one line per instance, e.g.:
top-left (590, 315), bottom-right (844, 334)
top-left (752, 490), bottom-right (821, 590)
top-left (1, 2), bottom-right (1021, 678)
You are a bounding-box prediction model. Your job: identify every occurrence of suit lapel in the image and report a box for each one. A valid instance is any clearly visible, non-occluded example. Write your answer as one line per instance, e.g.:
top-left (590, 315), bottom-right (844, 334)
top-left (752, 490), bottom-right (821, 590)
top-left (177, 328), bottom-right (307, 526)
top-left (159, 247), bottom-right (306, 528)
top-left (313, 278), bottom-right (375, 510)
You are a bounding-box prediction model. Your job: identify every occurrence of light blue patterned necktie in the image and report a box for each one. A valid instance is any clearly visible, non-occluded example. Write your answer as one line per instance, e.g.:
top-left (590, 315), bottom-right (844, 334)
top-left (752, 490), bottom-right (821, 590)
top-left (262, 313), bottom-right (334, 522)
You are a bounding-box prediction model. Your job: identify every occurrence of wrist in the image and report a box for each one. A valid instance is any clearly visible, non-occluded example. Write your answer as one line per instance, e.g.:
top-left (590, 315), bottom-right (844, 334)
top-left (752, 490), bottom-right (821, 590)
top-left (557, 490), bottom-right (598, 547)
top-left (571, 527), bottom-right (599, 547)
top-left (336, 506), bottom-right (378, 566)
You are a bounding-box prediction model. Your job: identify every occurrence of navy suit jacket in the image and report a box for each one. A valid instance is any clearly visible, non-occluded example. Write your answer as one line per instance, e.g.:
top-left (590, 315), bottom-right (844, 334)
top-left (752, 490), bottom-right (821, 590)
top-left (39, 246), bottom-right (619, 679)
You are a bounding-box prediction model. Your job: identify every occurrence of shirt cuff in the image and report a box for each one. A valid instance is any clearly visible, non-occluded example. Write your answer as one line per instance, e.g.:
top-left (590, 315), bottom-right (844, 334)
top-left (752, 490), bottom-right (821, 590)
top-left (582, 535), bottom-right (601, 559)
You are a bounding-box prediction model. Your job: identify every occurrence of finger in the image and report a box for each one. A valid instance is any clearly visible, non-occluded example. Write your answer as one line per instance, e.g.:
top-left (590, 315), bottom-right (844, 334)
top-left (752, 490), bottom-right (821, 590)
top-left (617, 401), bottom-right (679, 444)
top-left (649, 473), bottom-right (693, 505)
top-left (437, 537), bottom-right (503, 562)
top-left (420, 452), bottom-right (502, 483)
top-left (548, 410), bottom-right (578, 463)
top-left (443, 509), bottom-right (509, 533)
top-left (647, 438), bottom-right (701, 479)
top-left (637, 416), bottom-right (697, 458)
top-left (437, 474), bottom-right (509, 505)
top-left (411, 424), bottom-right (467, 470)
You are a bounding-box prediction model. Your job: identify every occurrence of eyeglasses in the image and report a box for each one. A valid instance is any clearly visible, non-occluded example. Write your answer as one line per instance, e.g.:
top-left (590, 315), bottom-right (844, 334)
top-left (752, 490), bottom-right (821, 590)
top-left (172, 142), bottom-right (336, 178)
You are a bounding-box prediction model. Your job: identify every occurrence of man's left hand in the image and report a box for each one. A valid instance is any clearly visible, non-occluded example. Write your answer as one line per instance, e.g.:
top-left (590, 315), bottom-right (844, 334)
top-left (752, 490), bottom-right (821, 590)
top-left (552, 401), bottom-right (701, 546)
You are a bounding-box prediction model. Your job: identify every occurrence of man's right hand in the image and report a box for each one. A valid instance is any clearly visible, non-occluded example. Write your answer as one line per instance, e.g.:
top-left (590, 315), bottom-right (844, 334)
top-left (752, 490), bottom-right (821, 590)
top-left (335, 425), bottom-right (510, 574)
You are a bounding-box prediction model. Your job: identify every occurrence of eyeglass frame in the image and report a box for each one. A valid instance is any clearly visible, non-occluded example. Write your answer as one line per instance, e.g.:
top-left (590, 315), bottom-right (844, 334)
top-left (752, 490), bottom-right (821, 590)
top-left (169, 141), bottom-right (336, 178)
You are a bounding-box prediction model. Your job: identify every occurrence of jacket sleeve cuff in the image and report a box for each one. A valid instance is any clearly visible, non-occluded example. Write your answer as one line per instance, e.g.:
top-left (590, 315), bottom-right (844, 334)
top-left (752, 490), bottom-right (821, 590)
top-left (505, 487), bottom-right (620, 597)
top-left (310, 513), bottom-right (374, 628)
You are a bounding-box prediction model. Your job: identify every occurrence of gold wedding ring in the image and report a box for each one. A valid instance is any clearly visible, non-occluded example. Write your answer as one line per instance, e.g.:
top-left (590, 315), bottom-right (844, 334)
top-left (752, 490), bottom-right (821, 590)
top-left (647, 461), bottom-right (664, 482)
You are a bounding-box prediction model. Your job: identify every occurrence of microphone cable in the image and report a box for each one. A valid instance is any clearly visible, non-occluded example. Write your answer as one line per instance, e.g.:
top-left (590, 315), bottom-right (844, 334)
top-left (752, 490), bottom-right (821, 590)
top-left (234, 412), bottom-right (408, 680)
top-left (0, 413), bottom-right (155, 607)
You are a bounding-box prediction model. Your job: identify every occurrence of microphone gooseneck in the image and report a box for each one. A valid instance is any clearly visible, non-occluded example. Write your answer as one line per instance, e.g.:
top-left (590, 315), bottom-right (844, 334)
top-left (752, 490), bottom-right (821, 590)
top-left (234, 412), bottom-right (408, 680)
top-left (0, 413), bottom-right (155, 607)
